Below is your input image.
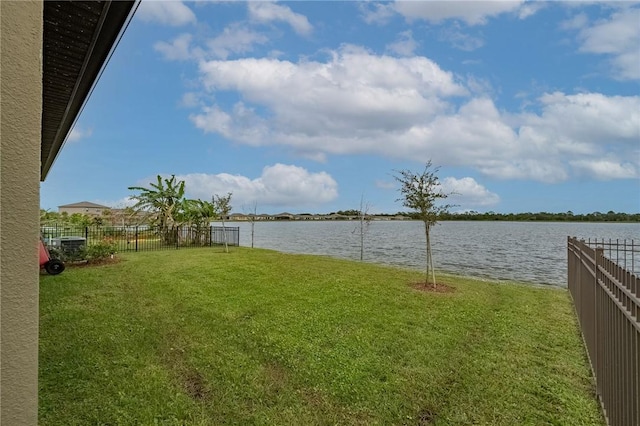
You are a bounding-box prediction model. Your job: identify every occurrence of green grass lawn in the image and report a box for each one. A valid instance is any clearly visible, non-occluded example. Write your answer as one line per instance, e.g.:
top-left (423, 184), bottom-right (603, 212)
top-left (39, 248), bottom-right (603, 425)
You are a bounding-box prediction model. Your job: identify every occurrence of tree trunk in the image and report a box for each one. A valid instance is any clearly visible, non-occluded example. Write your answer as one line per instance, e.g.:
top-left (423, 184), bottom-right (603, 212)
top-left (221, 218), bottom-right (229, 253)
top-left (359, 213), bottom-right (364, 261)
top-left (251, 220), bottom-right (255, 248)
top-left (428, 228), bottom-right (436, 288)
top-left (424, 222), bottom-right (430, 285)
top-left (424, 222), bottom-right (437, 288)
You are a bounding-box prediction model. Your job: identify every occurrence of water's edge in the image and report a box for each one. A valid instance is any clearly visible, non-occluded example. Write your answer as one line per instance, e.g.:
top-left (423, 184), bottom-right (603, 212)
top-left (213, 220), bottom-right (639, 287)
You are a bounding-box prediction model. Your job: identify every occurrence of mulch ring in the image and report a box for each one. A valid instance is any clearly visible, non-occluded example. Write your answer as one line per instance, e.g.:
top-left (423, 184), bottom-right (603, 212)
top-left (411, 282), bottom-right (456, 293)
top-left (65, 257), bottom-right (122, 268)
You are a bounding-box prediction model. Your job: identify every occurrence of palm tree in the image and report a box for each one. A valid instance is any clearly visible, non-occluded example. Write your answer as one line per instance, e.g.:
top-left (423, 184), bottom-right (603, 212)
top-left (128, 175), bottom-right (186, 244)
top-left (178, 198), bottom-right (217, 246)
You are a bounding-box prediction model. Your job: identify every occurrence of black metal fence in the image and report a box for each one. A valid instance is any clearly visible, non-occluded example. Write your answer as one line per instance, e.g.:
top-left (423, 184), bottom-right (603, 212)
top-left (41, 224), bottom-right (240, 253)
top-left (567, 237), bottom-right (639, 426)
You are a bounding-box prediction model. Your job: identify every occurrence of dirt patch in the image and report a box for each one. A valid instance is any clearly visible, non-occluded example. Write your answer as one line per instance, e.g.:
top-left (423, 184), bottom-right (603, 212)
top-left (162, 339), bottom-right (212, 402)
top-left (181, 368), bottom-right (210, 401)
top-left (264, 362), bottom-right (288, 389)
top-left (411, 282), bottom-right (456, 293)
top-left (300, 388), bottom-right (323, 408)
top-left (65, 257), bottom-right (123, 268)
top-left (417, 408), bottom-right (437, 425)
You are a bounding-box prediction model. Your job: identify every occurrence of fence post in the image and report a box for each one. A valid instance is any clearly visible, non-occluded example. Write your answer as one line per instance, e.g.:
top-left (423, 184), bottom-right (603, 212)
top-left (135, 226), bottom-right (139, 252)
top-left (595, 246), bottom-right (603, 409)
top-left (85, 226), bottom-right (89, 241)
top-left (209, 226), bottom-right (213, 247)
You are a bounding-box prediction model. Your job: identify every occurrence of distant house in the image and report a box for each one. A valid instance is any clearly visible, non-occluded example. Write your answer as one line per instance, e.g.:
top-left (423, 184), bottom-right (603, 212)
top-left (273, 212), bottom-right (295, 220)
top-left (229, 213), bottom-right (248, 221)
top-left (58, 201), bottom-right (110, 217)
top-left (326, 213), bottom-right (351, 220)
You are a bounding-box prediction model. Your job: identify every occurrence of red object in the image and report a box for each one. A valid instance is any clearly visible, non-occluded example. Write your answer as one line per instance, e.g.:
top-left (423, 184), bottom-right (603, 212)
top-left (39, 239), bottom-right (50, 267)
top-left (40, 238), bottom-right (64, 275)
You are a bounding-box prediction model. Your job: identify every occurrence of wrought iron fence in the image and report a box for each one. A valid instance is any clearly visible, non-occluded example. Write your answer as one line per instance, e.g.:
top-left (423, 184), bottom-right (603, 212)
top-left (567, 237), bottom-right (639, 426)
top-left (581, 238), bottom-right (640, 277)
top-left (41, 224), bottom-right (239, 253)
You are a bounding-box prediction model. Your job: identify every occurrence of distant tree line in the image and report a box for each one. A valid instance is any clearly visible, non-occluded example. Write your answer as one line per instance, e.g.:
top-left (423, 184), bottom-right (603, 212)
top-left (44, 208), bottom-right (639, 226)
top-left (390, 210), bottom-right (640, 222)
top-left (40, 210), bottom-right (120, 228)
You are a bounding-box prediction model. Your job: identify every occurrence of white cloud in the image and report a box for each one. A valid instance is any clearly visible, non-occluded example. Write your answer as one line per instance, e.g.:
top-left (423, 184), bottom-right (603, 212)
top-left (578, 8), bottom-right (639, 54)
top-left (154, 33), bottom-right (193, 61)
top-left (465, 75), bottom-right (493, 96)
top-left (386, 30), bottom-right (418, 56)
top-left (439, 25), bottom-right (484, 51)
top-left (393, 1), bottom-right (532, 25)
top-left (247, 1), bottom-right (313, 36)
top-left (360, 2), bottom-right (396, 25)
top-left (95, 197), bottom-right (137, 209)
top-left (179, 92), bottom-right (201, 108)
top-left (206, 24), bottom-right (269, 59)
top-left (190, 102), bottom-right (269, 145)
top-left (67, 126), bottom-right (92, 143)
top-left (440, 177), bottom-right (500, 207)
top-left (560, 12), bottom-right (588, 31)
top-left (172, 164), bottom-right (338, 208)
top-left (567, 6), bottom-right (640, 80)
top-left (191, 105), bottom-right (233, 137)
top-left (570, 159), bottom-right (638, 180)
top-left (522, 92), bottom-right (640, 147)
top-left (361, 0), bottom-right (541, 26)
top-left (137, 1), bottom-right (196, 27)
top-left (154, 24), bottom-right (269, 62)
top-left (475, 158), bottom-right (569, 183)
top-left (189, 47), bottom-right (639, 183)
top-left (518, 2), bottom-right (546, 20)
top-left (197, 46), bottom-right (467, 118)
top-left (375, 179), bottom-right (396, 190)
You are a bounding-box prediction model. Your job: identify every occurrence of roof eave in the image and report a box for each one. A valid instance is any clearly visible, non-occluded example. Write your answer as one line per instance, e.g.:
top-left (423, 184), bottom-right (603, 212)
top-left (41, 1), bottom-right (136, 181)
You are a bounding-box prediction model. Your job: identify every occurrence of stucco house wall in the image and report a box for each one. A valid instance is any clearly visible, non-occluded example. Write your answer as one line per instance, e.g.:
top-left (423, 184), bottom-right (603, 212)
top-left (0, 1), bottom-right (43, 424)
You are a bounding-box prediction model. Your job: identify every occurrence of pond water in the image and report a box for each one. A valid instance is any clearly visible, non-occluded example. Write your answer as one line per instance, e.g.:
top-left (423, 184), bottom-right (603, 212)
top-left (214, 220), bottom-right (639, 287)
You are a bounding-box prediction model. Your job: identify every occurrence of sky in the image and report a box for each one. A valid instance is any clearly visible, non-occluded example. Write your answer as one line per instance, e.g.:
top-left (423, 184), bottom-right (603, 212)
top-left (40, 0), bottom-right (640, 215)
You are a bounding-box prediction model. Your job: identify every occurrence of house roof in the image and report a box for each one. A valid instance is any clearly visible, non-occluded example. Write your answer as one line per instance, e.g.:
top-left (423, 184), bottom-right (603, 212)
top-left (41, 1), bottom-right (136, 180)
top-left (58, 201), bottom-right (110, 209)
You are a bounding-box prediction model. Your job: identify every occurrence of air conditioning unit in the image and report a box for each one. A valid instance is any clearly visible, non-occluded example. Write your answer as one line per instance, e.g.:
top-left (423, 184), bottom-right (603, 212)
top-left (51, 236), bottom-right (86, 256)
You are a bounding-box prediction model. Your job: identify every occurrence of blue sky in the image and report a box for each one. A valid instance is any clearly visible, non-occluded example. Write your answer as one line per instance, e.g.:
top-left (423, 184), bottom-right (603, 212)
top-left (41, 1), bottom-right (640, 215)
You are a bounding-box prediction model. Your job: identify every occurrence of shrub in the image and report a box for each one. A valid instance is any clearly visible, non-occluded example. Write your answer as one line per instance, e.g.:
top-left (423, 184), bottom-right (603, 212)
top-left (46, 246), bottom-right (66, 262)
top-left (85, 239), bottom-right (118, 263)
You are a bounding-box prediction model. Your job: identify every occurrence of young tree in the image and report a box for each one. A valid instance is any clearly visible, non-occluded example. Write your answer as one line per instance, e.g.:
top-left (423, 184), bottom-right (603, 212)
top-left (128, 175), bottom-right (186, 244)
top-left (353, 194), bottom-right (372, 261)
top-left (213, 193), bottom-right (233, 253)
top-left (100, 208), bottom-right (113, 226)
top-left (394, 161), bottom-right (454, 288)
top-left (91, 215), bottom-right (104, 227)
top-left (243, 200), bottom-right (258, 248)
